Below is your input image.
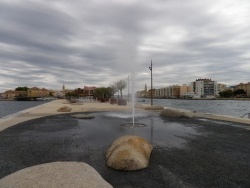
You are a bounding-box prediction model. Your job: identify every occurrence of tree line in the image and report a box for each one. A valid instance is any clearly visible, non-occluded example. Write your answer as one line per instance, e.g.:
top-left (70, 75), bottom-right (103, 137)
top-left (219, 89), bottom-right (246, 98)
top-left (66, 80), bottom-right (127, 99)
top-left (93, 80), bottom-right (127, 99)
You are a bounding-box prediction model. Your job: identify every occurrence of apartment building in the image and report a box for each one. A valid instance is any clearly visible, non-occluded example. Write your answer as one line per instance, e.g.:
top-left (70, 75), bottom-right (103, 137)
top-left (139, 78), bottom-right (229, 99)
top-left (180, 84), bottom-right (195, 98)
top-left (217, 83), bottom-right (227, 94)
top-left (147, 89), bottom-right (156, 98)
top-left (155, 85), bottom-right (181, 98)
top-left (0, 93), bottom-right (4, 99)
top-left (155, 89), bottom-right (160, 98)
top-left (236, 82), bottom-right (250, 97)
top-left (160, 88), bottom-right (166, 97)
top-left (166, 86), bottom-right (172, 98)
top-left (155, 87), bottom-right (167, 98)
top-left (27, 87), bottom-right (50, 97)
top-left (194, 79), bottom-right (217, 98)
top-left (171, 85), bottom-right (180, 98)
top-left (180, 84), bottom-right (193, 96)
top-left (156, 87), bottom-right (170, 98)
top-left (4, 90), bottom-right (27, 99)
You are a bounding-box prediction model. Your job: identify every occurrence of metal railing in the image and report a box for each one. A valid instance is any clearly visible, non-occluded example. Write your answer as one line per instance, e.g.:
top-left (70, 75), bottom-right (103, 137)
top-left (241, 113), bottom-right (250, 119)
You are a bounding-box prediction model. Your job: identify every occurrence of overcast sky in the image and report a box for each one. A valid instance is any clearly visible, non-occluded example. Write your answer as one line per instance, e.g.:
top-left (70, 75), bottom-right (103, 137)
top-left (0, 0), bottom-right (250, 92)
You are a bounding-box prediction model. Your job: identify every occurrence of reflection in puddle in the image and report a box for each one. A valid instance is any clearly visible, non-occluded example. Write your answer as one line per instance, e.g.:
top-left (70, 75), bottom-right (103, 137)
top-left (78, 112), bottom-right (201, 149)
top-left (120, 123), bottom-right (148, 127)
top-left (103, 112), bottom-right (149, 119)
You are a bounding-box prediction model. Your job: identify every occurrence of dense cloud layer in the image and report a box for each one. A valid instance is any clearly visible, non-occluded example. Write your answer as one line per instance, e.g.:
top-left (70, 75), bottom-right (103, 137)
top-left (0, 0), bottom-right (250, 92)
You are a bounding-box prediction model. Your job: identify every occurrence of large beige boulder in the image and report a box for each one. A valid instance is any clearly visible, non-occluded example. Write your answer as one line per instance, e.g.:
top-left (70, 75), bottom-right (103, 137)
top-left (106, 135), bottom-right (153, 171)
top-left (57, 106), bottom-right (72, 112)
top-left (160, 108), bottom-right (189, 118)
top-left (0, 162), bottom-right (112, 188)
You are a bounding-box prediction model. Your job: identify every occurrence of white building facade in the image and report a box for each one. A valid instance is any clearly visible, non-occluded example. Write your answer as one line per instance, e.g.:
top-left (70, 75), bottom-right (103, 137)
top-left (194, 79), bottom-right (217, 98)
top-left (217, 83), bottom-right (227, 95)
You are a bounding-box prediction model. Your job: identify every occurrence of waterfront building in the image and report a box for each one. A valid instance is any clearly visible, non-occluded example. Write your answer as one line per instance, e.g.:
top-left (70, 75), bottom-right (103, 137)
top-left (138, 79), bottom-right (224, 99)
top-left (166, 86), bottom-right (172, 98)
top-left (155, 89), bottom-right (160, 98)
top-left (227, 85), bottom-right (236, 91)
top-left (180, 84), bottom-right (194, 98)
top-left (181, 92), bottom-right (195, 98)
top-left (147, 89), bottom-right (156, 98)
top-left (155, 87), bottom-right (167, 98)
top-left (156, 85), bottom-right (181, 98)
top-left (190, 82), bottom-right (196, 93)
top-left (180, 84), bottom-right (188, 96)
top-left (217, 83), bottom-right (227, 95)
top-left (160, 88), bottom-right (166, 97)
top-left (194, 79), bottom-right (217, 98)
top-left (0, 93), bottom-right (4, 99)
top-left (4, 90), bottom-right (27, 99)
top-left (171, 85), bottom-right (180, 98)
top-left (180, 84), bottom-right (188, 97)
top-left (27, 87), bottom-right (50, 97)
top-left (236, 82), bottom-right (250, 97)
top-left (168, 86), bottom-right (172, 98)
top-left (156, 87), bottom-right (167, 98)
top-left (84, 86), bottom-right (96, 97)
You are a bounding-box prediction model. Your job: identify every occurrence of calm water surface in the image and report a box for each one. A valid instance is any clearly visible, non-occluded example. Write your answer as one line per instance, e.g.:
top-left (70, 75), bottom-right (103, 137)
top-left (140, 98), bottom-right (250, 117)
top-left (0, 101), bottom-right (49, 118)
top-left (1, 99), bottom-right (249, 119)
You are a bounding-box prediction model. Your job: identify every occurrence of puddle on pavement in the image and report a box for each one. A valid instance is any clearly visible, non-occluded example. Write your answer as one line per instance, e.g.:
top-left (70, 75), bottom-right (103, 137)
top-left (76, 112), bottom-right (201, 149)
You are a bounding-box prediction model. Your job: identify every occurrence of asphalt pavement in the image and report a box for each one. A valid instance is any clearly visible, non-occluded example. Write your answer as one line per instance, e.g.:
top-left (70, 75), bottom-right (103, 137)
top-left (0, 112), bottom-right (249, 188)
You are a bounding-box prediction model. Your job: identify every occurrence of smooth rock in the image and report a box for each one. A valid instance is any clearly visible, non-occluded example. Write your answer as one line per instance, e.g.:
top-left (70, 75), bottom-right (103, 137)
top-left (0, 162), bottom-right (112, 188)
top-left (106, 135), bottom-right (153, 171)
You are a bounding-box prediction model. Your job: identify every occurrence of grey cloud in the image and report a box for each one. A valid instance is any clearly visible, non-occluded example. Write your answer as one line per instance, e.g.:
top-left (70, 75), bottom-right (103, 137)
top-left (0, 1), bottom-right (75, 37)
top-left (0, 0), bottom-right (250, 92)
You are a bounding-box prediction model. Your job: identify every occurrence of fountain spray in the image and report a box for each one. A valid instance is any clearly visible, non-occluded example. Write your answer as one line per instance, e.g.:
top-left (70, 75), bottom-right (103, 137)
top-left (131, 73), bottom-right (136, 126)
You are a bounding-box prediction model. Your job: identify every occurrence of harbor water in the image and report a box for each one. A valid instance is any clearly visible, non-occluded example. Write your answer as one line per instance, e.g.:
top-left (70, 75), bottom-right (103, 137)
top-left (0, 101), bottom-right (49, 118)
top-left (0, 99), bottom-right (250, 119)
top-left (140, 98), bottom-right (250, 117)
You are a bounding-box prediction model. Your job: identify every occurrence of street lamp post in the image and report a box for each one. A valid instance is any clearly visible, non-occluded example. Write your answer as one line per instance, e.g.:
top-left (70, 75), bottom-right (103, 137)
top-left (149, 60), bottom-right (153, 106)
top-left (127, 75), bottom-right (129, 102)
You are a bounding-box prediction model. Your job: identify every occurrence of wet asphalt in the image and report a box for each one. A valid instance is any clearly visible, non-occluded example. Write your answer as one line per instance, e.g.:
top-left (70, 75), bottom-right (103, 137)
top-left (0, 112), bottom-right (250, 188)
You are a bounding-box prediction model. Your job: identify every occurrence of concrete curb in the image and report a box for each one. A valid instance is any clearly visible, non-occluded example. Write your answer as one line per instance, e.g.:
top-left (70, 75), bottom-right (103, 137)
top-left (162, 106), bottom-right (250, 126)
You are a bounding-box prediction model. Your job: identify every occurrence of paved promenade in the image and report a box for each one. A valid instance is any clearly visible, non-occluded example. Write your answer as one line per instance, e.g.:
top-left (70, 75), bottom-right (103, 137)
top-left (0, 99), bottom-right (250, 187)
top-left (0, 99), bottom-right (132, 132)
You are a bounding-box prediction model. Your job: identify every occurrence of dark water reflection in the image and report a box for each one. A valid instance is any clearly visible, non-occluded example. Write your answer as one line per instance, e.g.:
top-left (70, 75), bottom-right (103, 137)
top-left (1, 111), bottom-right (249, 187)
top-left (79, 112), bottom-right (200, 149)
